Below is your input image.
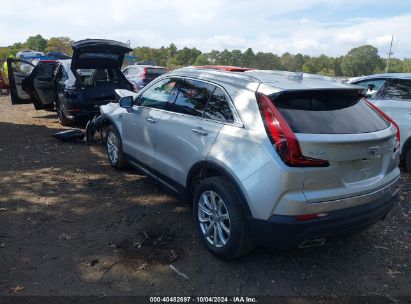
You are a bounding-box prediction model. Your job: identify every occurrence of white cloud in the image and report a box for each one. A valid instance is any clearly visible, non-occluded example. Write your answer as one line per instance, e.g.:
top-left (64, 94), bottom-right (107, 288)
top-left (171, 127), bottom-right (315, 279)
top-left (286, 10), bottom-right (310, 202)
top-left (0, 0), bottom-right (410, 58)
top-left (336, 31), bottom-right (364, 43)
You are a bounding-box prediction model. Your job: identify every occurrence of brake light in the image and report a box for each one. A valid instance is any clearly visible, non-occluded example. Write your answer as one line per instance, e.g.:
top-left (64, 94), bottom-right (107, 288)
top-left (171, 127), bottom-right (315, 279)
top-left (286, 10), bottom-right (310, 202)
top-left (365, 99), bottom-right (400, 149)
top-left (256, 93), bottom-right (329, 167)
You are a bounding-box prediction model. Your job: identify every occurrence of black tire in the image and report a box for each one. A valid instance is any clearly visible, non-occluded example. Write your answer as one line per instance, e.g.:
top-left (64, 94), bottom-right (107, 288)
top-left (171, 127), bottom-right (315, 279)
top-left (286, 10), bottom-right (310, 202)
top-left (56, 99), bottom-right (71, 126)
top-left (405, 148), bottom-right (411, 173)
top-left (106, 125), bottom-right (128, 170)
top-left (193, 176), bottom-right (254, 260)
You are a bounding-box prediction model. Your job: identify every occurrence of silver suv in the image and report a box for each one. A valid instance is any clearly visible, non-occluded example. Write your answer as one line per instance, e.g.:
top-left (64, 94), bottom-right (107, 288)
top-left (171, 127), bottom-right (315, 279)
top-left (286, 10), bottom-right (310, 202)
top-left (99, 67), bottom-right (401, 260)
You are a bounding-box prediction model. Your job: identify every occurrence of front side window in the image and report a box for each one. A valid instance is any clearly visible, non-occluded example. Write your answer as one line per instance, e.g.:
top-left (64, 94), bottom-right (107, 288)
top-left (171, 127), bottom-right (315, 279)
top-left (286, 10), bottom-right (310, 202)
top-left (139, 78), bottom-right (178, 109)
top-left (204, 87), bottom-right (234, 123)
top-left (169, 79), bottom-right (214, 117)
top-left (36, 62), bottom-right (56, 79)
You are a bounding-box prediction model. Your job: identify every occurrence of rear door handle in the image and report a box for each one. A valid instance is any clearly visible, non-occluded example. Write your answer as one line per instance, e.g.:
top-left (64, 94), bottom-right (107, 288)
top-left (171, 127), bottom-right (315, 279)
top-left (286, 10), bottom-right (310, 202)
top-left (146, 117), bottom-right (156, 123)
top-left (192, 128), bottom-right (208, 136)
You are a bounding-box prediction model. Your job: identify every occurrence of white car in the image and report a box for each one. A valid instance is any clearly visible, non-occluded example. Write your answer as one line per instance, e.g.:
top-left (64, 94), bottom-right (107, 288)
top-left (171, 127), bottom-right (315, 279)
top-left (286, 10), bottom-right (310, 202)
top-left (350, 74), bottom-right (411, 171)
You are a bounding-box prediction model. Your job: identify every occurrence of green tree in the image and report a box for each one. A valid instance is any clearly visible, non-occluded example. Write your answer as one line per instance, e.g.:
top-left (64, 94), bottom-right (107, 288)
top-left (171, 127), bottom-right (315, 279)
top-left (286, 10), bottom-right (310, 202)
top-left (8, 42), bottom-right (25, 56)
top-left (403, 59), bottom-right (411, 72)
top-left (386, 58), bottom-right (403, 73)
top-left (242, 48), bottom-right (256, 67)
top-left (45, 37), bottom-right (73, 55)
top-left (25, 34), bottom-right (47, 52)
top-left (207, 50), bottom-right (221, 64)
top-left (0, 47), bottom-right (13, 59)
top-left (230, 50), bottom-right (242, 66)
top-left (281, 52), bottom-right (298, 71)
top-left (194, 54), bottom-right (209, 65)
top-left (341, 45), bottom-right (382, 77)
top-left (175, 47), bottom-right (201, 66)
top-left (219, 49), bottom-right (232, 65)
top-left (255, 52), bottom-right (282, 70)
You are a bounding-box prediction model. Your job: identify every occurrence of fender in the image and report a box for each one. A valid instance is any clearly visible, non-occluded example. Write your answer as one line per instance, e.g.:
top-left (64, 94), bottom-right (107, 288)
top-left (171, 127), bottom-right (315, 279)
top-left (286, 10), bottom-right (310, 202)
top-left (186, 160), bottom-right (253, 217)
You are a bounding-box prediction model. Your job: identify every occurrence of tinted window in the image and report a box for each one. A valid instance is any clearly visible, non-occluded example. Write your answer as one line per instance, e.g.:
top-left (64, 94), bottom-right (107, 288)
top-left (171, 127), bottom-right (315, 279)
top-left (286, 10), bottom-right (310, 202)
top-left (204, 87), bottom-right (234, 123)
top-left (36, 62), bottom-right (56, 78)
top-left (376, 79), bottom-right (411, 100)
top-left (353, 79), bottom-right (387, 91)
top-left (146, 68), bottom-right (167, 78)
top-left (56, 67), bottom-right (68, 82)
top-left (76, 68), bottom-right (121, 87)
top-left (271, 90), bottom-right (389, 134)
top-left (139, 78), bottom-right (178, 109)
top-left (169, 79), bottom-right (214, 117)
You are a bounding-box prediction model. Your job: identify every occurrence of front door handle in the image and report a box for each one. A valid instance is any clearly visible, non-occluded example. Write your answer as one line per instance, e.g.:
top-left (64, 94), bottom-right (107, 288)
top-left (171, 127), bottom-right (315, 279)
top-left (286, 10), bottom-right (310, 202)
top-left (192, 128), bottom-right (208, 136)
top-left (146, 117), bottom-right (156, 123)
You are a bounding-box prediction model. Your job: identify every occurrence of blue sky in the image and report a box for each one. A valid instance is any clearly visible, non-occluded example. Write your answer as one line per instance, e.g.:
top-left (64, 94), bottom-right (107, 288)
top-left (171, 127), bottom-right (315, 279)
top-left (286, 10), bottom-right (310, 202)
top-left (1, 0), bottom-right (410, 58)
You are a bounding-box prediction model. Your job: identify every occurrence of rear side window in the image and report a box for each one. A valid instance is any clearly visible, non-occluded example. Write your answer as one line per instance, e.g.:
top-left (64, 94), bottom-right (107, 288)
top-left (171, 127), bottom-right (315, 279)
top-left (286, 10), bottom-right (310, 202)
top-left (36, 62), bottom-right (56, 78)
top-left (353, 79), bottom-right (386, 92)
top-left (271, 90), bottom-right (390, 134)
top-left (169, 79), bottom-right (214, 117)
top-left (376, 79), bottom-right (411, 100)
top-left (204, 87), bottom-right (234, 123)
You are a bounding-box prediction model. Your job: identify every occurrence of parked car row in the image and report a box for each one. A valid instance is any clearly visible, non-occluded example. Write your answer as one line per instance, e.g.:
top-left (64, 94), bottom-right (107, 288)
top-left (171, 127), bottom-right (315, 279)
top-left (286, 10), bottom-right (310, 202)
top-left (4, 40), bottom-right (408, 259)
top-left (123, 64), bottom-right (168, 92)
top-left (7, 39), bottom-right (134, 125)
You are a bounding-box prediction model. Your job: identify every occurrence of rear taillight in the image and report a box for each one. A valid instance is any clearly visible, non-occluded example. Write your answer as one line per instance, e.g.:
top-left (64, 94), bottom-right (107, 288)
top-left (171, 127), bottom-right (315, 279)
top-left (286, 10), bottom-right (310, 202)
top-left (140, 68), bottom-right (147, 80)
top-left (365, 99), bottom-right (400, 150)
top-left (256, 93), bottom-right (329, 167)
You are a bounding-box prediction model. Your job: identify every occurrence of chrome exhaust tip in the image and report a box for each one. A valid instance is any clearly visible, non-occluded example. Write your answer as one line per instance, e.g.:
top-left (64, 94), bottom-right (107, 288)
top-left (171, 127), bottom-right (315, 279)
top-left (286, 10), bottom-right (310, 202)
top-left (298, 238), bottom-right (327, 248)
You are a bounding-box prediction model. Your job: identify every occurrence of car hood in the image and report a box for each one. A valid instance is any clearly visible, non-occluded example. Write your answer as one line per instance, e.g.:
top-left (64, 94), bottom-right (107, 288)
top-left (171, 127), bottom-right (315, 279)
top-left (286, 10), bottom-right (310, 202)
top-left (71, 39), bottom-right (132, 70)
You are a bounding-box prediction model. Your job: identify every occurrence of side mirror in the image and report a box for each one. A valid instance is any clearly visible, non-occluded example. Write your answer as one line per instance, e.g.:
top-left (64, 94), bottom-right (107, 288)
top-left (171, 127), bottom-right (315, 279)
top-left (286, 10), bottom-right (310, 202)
top-left (119, 96), bottom-right (133, 108)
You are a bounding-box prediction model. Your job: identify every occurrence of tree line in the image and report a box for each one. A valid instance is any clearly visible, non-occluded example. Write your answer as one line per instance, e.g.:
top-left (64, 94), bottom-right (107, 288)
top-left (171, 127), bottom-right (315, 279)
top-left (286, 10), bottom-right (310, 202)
top-left (1, 34), bottom-right (410, 77)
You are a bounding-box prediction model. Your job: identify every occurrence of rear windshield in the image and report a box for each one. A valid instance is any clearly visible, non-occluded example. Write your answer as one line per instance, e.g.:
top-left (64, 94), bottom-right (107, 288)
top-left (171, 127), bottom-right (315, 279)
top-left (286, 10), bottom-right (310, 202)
top-left (376, 79), bottom-right (411, 100)
top-left (271, 90), bottom-right (390, 134)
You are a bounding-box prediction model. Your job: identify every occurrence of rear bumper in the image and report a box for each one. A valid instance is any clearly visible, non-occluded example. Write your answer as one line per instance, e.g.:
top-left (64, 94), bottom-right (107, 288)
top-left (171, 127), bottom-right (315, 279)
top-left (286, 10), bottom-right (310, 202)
top-left (248, 184), bottom-right (399, 249)
top-left (63, 103), bottom-right (102, 121)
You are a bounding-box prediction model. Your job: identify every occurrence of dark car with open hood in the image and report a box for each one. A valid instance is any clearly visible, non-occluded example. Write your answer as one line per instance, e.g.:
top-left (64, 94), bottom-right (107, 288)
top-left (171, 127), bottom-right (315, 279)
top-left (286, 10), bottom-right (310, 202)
top-left (7, 39), bottom-right (134, 125)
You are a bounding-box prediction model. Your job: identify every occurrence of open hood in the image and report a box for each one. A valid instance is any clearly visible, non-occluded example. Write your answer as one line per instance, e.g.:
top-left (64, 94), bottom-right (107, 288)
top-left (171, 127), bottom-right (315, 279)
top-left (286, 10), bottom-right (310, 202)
top-left (71, 39), bottom-right (132, 70)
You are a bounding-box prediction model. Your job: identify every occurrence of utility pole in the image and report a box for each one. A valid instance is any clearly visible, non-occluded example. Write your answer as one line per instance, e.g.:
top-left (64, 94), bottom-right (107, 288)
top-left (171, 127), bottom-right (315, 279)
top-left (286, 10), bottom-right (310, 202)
top-left (385, 35), bottom-right (394, 73)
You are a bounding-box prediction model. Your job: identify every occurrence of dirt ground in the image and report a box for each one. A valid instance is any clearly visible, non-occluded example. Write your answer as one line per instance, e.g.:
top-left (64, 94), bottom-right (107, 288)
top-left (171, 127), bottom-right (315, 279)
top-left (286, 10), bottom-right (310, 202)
top-left (0, 95), bottom-right (410, 297)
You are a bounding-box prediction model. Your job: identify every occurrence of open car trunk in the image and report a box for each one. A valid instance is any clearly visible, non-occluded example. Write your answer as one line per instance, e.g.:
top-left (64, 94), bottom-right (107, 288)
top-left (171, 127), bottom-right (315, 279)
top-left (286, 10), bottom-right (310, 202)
top-left (71, 39), bottom-right (132, 70)
top-left (75, 68), bottom-right (133, 106)
top-left (71, 39), bottom-right (133, 105)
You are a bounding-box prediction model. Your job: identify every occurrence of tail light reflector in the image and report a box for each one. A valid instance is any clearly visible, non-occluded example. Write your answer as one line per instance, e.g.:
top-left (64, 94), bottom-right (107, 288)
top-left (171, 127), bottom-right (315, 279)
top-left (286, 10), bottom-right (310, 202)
top-left (295, 213), bottom-right (329, 221)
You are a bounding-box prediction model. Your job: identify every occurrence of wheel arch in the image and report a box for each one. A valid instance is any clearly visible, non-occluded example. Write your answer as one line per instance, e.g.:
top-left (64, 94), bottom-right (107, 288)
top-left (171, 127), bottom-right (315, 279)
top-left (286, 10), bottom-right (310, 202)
top-left (186, 161), bottom-right (252, 217)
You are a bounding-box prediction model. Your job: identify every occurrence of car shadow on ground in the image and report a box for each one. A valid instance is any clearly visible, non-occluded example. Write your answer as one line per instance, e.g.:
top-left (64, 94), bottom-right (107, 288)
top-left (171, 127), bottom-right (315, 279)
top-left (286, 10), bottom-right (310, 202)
top-left (0, 120), bottom-right (410, 296)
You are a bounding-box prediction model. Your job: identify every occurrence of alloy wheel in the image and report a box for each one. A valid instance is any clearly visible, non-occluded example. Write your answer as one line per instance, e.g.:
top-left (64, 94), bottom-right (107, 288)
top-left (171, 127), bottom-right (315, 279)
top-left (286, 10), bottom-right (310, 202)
top-left (197, 190), bottom-right (231, 248)
top-left (107, 131), bottom-right (119, 164)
